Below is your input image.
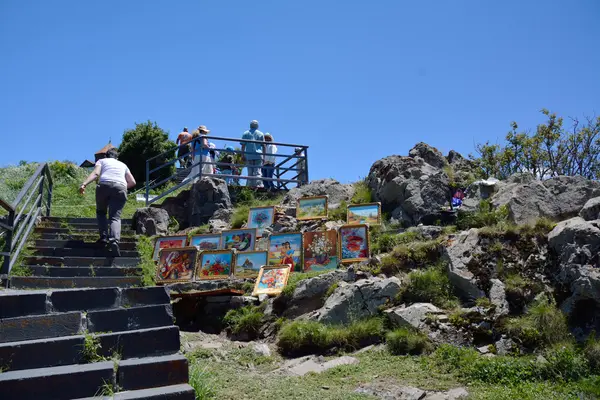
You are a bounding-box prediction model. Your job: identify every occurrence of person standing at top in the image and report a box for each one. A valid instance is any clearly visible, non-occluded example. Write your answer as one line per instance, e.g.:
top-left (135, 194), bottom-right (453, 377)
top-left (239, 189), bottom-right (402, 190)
top-left (183, 126), bottom-right (211, 183)
top-left (176, 127), bottom-right (192, 168)
top-left (240, 120), bottom-right (265, 187)
top-left (262, 133), bottom-right (278, 190)
top-left (79, 148), bottom-right (136, 256)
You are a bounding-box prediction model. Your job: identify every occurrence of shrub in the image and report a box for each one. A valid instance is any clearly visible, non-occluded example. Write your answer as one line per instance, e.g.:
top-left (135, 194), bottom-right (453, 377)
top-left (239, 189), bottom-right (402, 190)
top-left (49, 161), bottom-right (79, 182)
top-left (136, 235), bottom-right (156, 286)
top-left (223, 305), bottom-right (264, 338)
top-left (351, 180), bottom-right (373, 204)
top-left (328, 200), bottom-right (348, 222)
top-left (397, 265), bottom-right (458, 308)
top-left (371, 230), bottom-right (422, 255)
top-left (379, 239), bottom-right (443, 275)
top-left (386, 328), bottom-right (432, 355)
top-left (456, 200), bottom-right (509, 230)
top-left (584, 334), bottom-right (600, 373)
top-left (540, 344), bottom-right (590, 382)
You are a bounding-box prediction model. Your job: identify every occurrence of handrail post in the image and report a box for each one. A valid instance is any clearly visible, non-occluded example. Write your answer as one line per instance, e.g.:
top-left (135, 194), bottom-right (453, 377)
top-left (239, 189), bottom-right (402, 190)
top-left (145, 159), bottom-right (150, 207)
top-left (302, 147), bottom-right (309, 186)
top-left (1, 210), bottom-right (14, 276)
top-left (46, 167), bottom-right (53, 217)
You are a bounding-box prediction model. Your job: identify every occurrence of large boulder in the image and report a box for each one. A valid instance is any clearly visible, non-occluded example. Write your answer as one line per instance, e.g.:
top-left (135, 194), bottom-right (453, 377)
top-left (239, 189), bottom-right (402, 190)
top-left (282, 179), bottom-right (354, 209)
top-left (579, 197), bottom-right (600, 221)
top-left (312, 277), bottom-right (402, 325)
top-left (443, 229), bottom-right (485, 300)
top-left (188, 177), bottom-right (232, 226)
top-left (409, 142), bottom-right (447, 169)
top-left (132, 207), bottom-right (170, 236)
top-left (386, 303), bottom-right (445, 330)
top-left (367, 150), bottom-right (450, 225)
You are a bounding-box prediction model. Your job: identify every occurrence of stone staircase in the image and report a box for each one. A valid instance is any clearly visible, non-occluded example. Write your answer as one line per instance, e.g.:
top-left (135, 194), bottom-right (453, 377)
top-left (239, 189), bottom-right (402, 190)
top-left (0, 217), bottom-right (195, 399)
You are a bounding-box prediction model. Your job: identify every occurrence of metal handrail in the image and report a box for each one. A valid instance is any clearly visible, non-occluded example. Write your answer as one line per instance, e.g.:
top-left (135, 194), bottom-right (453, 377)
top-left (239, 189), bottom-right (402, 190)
top-left (0, 163), bottom-right (53, 279)
top-left (144, 134), bottom-right (309, 205)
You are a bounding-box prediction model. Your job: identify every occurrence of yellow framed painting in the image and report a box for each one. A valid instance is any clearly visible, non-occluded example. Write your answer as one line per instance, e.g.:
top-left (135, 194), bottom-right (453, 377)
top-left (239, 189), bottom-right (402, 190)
top-left (338, 224), bottom-right (370, 264)
top-left (252, 264), bottom-right (292, 296)
top-left (297, 196), bottom-right (328, 221)
top-left (153, 235), bottom-right (188, 261)
top-left (347, 202), bottom-right (382, 225)
top-left (195, 250), bottom-right (234, 280)
top-left (234, 251), bottom-right (268, 279)
top-left (156, 246), bottom-right (198, 284)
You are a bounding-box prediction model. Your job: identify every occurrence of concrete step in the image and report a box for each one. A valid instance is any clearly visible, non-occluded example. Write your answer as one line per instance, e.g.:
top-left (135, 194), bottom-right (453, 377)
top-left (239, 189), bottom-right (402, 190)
top-left (87, 304), bottom-right (174, 333)
top-left (36, 234), bottom-right (137, 242)
top-left (10, 276), bottom-right (143, 289)
top-left (24, 255), bottom-right (140, 266)
top-left (29, 265), bottom-right (142, 277)
top-left (0, 291), bottom-right (47, 319)
top-left (117, 354), bottom-right (189, 391)
top-left (35, 239), bottom-right (137, 250)
top-left (0, 360), bottom-right (115, 400)
top-left (77, 384), bottom-right (196, 400)
top-left (30, 246), bottom-right (140, 258)
top-left (0, 311), bottom-right (83, 344)
top-left (41, 221), bottom-right (132, 230)
top-left (35, 227), bottom-right (135, 236)
top-left (43, 216), bottom-right (133, 224)
top-left (0, 326), bottom-right (180, 372)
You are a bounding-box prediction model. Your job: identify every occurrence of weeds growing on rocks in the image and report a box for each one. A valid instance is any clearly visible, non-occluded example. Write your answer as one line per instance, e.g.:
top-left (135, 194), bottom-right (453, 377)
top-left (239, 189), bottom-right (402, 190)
top-left (386, 328), bottom-right (433, 355)
top-left (397, 264), bottom-right (459, 308)
top-left (223, 305), bottom-right (265, 339)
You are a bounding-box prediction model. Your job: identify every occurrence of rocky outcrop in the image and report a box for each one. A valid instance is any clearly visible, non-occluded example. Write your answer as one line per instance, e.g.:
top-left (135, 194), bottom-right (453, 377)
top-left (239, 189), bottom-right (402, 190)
top-left (367, 146), bottom-right (451, 225)
top-left (208, 208), bottom-right (232, 232)
top-left (132, 207), bottom-right (169, 236)
top-left (580, 197), bottom-right (600, 221)
top-left (489, 279), bottom-right (509, 318)
top-left (282, 179), bottom-right (354, 208)
top-left (312, 277), bottom-right (402, 324)
top-left (409, 142), bottom-right (447, 169)
top-left (386, 303), bottom-right (445, 330)
top-left (356, 384), bottom-right (468, 400)
top-left (443, 229), bottom-right (485, 300)
top-left (189, 177), bottom-right (232, 226)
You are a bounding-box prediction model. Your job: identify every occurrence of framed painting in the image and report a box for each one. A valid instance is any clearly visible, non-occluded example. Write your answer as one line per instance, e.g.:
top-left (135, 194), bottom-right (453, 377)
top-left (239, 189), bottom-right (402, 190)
top-left (268, 232), bottom-right (303, 272)
top-left (196, 250), bottom-right (234, 280)
top-left (303, 230), bottom-right (339, 272)
top-left (234, 251), bottom-right (268, 279)
top-left (247, 206), bottom-right (275, 237)
top-left (297, 196), bottom-right (328, 221)
top-left (221, 228), bottom-right (257, 252)
top-left (156, 246), bottom-right (197, 284)
top-left (339, 224), bottom-right (370, 264)
top-left (252, 265), bottom-right (292, 296)
top-left (347, 202), bottom-right (382, 225)
top-left (153, 235), bottom-right (188, 261)
top-left (189, 233), bottom-right (221, 251)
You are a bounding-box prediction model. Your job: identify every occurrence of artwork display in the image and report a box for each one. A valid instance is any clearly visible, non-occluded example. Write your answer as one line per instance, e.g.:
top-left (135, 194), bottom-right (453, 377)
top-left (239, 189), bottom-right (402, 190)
top-left (252, 265), bottom-right (292, 296)
top-left (303, 230), bottom-right (339, 272)
top-left (247, 206), bottom-right (275, 237)
top-left (221, 229), bottom-right (256, 252)
top-left (347, 202), bottom-right (382, 225)
top-left (153, 235), bottom-right (188, 261)
top-left (297, 196), bottom-right (328, 220)
top-left (268, 232), bottom-right (303, 272)
top-left (339, 224), bottom-right (370, 263)
top-left (189, 234), bottom-right (221, 251)
top-left (156, 247), bottom-right (197, 284)
top-left (234, 251), bottom-right (268, 278)
top-left (196, 250), bottom-right (234, 280)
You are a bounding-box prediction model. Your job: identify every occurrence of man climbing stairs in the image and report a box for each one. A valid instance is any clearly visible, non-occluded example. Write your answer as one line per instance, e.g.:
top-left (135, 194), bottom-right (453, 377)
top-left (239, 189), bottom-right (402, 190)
top-left (0, 217), bottom-right (195, 399)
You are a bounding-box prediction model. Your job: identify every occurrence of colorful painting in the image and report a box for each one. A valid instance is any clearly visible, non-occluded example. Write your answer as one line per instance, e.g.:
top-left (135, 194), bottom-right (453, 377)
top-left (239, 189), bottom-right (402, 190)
top-left (339, 224), bottom-right (370, 263)
top-left (268, 232), bottom-right (303, 272)
top-left (153, 236), bottom-right (187, 261)
top-left (189, 234), bottom-right (221, 251)
top-left (247, 206), bottom-right (275, 237)
top-left (156, 247), bottom-right (197, 284)
top-left (347, 202), bottom-right (382, 225)
top-left (234, 251), bottom-right (268, 278)
top-left (196, 250), bottom-right (234, 280)
top-left (252, 265), bottom-right (292, 296)
top-left (297, 196), bottom-right (328, 220)
top-left (303, 231), bottom-right (339, 272)
top-left (221, 228), bottom-right (256, 252)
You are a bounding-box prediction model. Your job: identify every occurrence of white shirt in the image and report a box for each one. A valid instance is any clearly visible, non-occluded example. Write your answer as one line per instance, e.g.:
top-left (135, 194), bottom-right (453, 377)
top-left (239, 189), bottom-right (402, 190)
top-left (97, 158), bottom-right (129, 186)
top-left (264, 144), bottom-right (278, 164)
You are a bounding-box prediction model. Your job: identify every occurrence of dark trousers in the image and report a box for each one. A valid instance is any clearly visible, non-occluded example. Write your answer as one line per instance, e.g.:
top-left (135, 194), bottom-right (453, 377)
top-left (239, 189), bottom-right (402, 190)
top-left (96, 181), bottom-right (127, 242)
top-left (262, 163), bottom-right (275, 189)
top-left (178, 144), bottom-right (191, 168)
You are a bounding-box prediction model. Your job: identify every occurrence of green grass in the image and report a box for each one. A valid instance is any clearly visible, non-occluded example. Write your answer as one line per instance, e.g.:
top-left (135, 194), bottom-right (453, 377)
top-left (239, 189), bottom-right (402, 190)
top-left (350, 180), bottom-right (373, 204)
top-left (280, 270), bottom-right (332, 297)
top-left (328, 200), bottom-right (348, 222)
top-left (456, 200), bottom-right (509, 231)
top-left (377, 239), bottom-right (443, 275)
top-left (397, 265), bottom-right (459, 309)
top-left (223, 305), bottom-right (265, 338)
top-left (386, 328), bottom-right (433, 355)
top-left (136, 235), bottom-right (156, 286)
top-left (81, 333), bottom-right (106, 363)
top-left (230, 193), bottom-right (285, 229)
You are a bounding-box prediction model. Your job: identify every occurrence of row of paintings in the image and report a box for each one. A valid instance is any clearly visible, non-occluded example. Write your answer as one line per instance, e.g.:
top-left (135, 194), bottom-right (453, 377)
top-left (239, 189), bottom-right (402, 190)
top-left (296, 197), bottom-right (382, 225)
top-left (154, 224), bottom-right (371, 279)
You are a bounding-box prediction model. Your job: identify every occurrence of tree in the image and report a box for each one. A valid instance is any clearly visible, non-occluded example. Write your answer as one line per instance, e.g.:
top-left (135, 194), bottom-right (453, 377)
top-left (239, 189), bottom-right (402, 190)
top-left (118, 121), bottom-right (176, 187)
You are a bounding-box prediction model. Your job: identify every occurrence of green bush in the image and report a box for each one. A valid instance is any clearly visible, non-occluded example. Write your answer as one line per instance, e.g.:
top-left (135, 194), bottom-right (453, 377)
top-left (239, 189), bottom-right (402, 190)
top-left (584, 334), bottom-right (600, 373)
top-left (540, 344), bottom-right (590, 382)
top-left (456, 200), bottom-right (509, 230)
top-left (351, 180), bottom-right (373, 204)
top-left (136, 235), bottom-right (156, 286)
top-left (223, 305), bottom-right (264, 338)
top-left (371, 230), bottom-right (422, 255)
top-left (397, 265), bottom-right (458, 308)
top-left (328, 200), bottom-right (348, 222)
top-left (386, 328), bottom-right (432, 355)
top-left (378, 239), bottom-right (443, 275)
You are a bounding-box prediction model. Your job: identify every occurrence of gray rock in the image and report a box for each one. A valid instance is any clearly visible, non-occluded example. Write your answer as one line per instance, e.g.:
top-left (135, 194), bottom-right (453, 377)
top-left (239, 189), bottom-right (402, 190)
top-left (386, 303), bottom-right (445, 330)
top-left (443, 229), bottom-right (486, 300)
top-left (189, 177), bottom-right (232, 226)
top-left (252, 343), bottom-right (271, 357)
top-left (315, 277), bottom-right (402, 324)
top-left (543, 176), bottom-right (600, 217)
top-left (208, 208), bottom-right (232, 232)
top-left (407, 225), bottom-right (444, 240)
top-left (409, 142), bottom-right (447, 169)
top-left (579, 196), bottom-right (600, 221)
top-left (489, 279), bottom-right (509, 318)
top-left (282, 179), bottom-right (354, 209)
top-left (548, 217), bottom-right (600, 262)
top-left (284, 355), bottom-right (359, 376)
top-left (495, 336), bottom-right (515, 356)
top-left (133, 207), bottom-right (170, 236)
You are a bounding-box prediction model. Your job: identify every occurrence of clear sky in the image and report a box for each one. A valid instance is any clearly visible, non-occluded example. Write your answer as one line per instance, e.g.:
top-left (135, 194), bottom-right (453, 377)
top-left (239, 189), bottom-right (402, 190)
top-left (1, 1), bottom-right (598, 183)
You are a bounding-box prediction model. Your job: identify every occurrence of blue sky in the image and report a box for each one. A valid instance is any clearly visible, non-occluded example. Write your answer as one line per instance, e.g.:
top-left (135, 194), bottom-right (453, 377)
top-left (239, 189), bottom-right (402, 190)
top-left (1, 1), bottom-right (599, 183)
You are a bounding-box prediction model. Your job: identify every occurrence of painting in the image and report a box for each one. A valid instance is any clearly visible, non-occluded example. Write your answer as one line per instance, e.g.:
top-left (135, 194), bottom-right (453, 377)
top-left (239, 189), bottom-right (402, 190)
top-left (156, 246), bottom-right (197, 284)
top-left (303, 230), bottom-right (339, 272)
top-left (189, 234), bottom-right (221, 251)
top-left (268, 232), bottom-right (303, 272)
top-left (221, 228), bottom-right (256, 252)
top-left (252, 265), bottom-right (292, 296)
top-left (234, 251), bottom-right (268, 278)
top-left (297, 196), bottom-right (328, 220)
top-left (339, 224), bottom-right (370, 263)
top-left (153, 235), bottom-right (188, 261)
top-left (247, 206), bottom-right (275, 237)
top-left (196, 250), bottom-right (234, 280)
top-left (347, 202), bottom-right (382, 225)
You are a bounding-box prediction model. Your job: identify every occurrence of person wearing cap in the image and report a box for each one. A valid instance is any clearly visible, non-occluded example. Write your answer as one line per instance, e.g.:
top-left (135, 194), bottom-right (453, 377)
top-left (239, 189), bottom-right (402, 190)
top-left (176, 127), bottom-right (192, 168)
top-left (218, 146), bottom-right (236, 184)
top-left (240, 120), bottom-right (265, 187)
top-left (183, 125), bottom-right (211, 183)
top-left (262, 133), bottom-right (278, 190)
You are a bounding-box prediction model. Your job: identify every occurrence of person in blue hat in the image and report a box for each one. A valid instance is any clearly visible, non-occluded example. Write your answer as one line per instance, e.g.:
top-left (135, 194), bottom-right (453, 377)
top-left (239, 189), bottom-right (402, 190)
top-left (241, 120), bottom-right (265, 187)
top-left (218, 146), bottom-right (236, 184)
